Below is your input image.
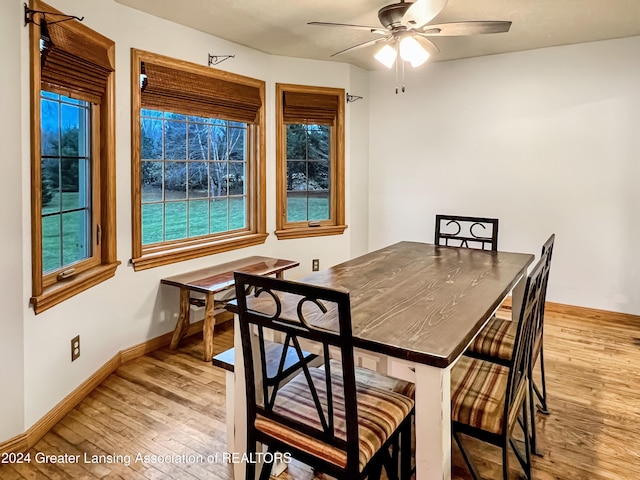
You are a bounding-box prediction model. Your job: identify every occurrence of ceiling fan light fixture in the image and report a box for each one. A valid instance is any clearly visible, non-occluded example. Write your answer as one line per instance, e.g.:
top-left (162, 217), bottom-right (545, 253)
top-left (374, 44), bottom-right (397, 68)
top-left (399, 36), bottom-right (430, 67)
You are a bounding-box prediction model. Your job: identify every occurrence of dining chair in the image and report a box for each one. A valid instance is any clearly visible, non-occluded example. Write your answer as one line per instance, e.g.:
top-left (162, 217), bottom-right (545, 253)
top-left (234, 272), bottom-right (415, 480)
top-left (451, 252), bottom-right (546, 480)
top-left (465, 234), bottom-right (555, 454)
top-left (434, 214), bottom-right (499, 251)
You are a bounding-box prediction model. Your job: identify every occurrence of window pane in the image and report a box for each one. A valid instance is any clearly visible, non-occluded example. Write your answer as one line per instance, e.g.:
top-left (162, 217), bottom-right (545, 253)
top-left (228, 162), bottom-right (245, 195)
top-left (308, 191), bottom-right (330, 221)
top-left (60, 158), bottom-right (89, 210)
top-left (42, 158), bottom-right (60, 215)
top-left (165, 201), bottom-right (187, 241)
top-left (188, 200), bottom-right (209, 237)
top-left (61, 103), bottom-right (88, 157)
top-left (287, 192), bottom-right (307, 223)
top-left (164, 120), bottom-right (187, 160)
top-left (41, 91), bottom-right (59, 100)
top-left (164, 112), bottom-right (186, 120)
top-left (164, 162), bottom-right (186, 200)
top-left (41, 99), bottom-right (60, 156)
top-left (141, 161), bottom-right (163, 202)
top-left (62, 210), bottom-right (90, 266)
top-left (141, 109), bottom-right (162, 118)
top-left (286, 124), bottom-right (306, 160)
top-left (188, 162), bottom-right (209, 198)
top-left (308, 160), bottom-right (329, 190)
top-left (229, 197), bottom-right (246, 230)
top-left (209, 162), bottom-right (228, 197)
top-left (188, 123), bottom-right (209, 160)
top-left (210, 198), bottom-right (229, 233)
top-left (307, 125), bottom-right (330, 160)
top-left (142, 203), bottom-right (163, 245)
top-left (42, 215), bottom-right (61, 273)
top-left (141, 118), bottom-right (163, 159)
top-left (210, 125), bottom-right (227, 160)
top-left (229, 127), bottom-right (246, 160)
top-left (61, 95), bottom-right (83, 105)
top-left (287, 161), bottom-right (307, 191)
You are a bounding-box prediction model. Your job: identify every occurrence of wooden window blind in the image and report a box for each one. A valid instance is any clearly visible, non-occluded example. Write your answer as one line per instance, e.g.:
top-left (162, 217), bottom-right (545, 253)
top-left (140, 62), bottom-right (262, 124)
top-left (39, 10), bottom-right (114, 104)
top-left (282, 91), bottom-right (340, 125)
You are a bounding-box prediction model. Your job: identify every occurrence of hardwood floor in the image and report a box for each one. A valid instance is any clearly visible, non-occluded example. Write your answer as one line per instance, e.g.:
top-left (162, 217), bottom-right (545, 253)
top-left (1, 306), bottom-right (639, 479)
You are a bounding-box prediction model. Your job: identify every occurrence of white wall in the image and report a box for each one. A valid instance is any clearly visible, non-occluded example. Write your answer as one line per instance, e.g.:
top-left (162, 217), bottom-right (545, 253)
top-left (0, 0), bottom-right (25, 442)
top-left (368, 37), bottom-right (640, 315)
top-left (0, 0), bottom-right (369, 440)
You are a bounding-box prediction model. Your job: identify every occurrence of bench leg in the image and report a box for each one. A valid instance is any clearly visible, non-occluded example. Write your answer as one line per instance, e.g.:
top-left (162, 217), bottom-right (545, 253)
top-left (170, 288), bottom-right (191, 350)
top-left (203, 292), bottom-right (216, 362)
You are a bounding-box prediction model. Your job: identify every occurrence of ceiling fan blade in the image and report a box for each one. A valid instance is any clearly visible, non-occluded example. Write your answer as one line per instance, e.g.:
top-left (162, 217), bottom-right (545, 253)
top-left (419, 21), bottom-right (512, 36)
top-left (413, 35), bottom-right (440, 53)
top-left (330, 38), bottom-right (385, 57)
top-left (308, 22), bottom-right (387, 35)
top-left (403, 0), bottom-right (448, 29)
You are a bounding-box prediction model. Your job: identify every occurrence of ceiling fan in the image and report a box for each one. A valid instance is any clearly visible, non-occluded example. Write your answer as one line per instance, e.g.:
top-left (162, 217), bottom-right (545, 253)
top-left (309, 0), bottom-right (512, 69)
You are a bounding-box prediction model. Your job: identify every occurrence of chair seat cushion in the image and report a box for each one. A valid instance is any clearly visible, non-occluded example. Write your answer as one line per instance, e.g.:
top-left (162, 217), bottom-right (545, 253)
top-left (254, 367), bottom-right (414, 471)
top-left (322, 359), bottom-right (416, 400)
top-left (451, 356), bottom-right (509, 435)
top-left (468, 316), bottom-right (517, 362)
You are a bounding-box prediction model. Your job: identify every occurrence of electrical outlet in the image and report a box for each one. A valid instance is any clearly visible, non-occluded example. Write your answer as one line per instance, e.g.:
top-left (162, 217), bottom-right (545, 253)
top-left (71, 335), bottom-right (80, 362)
top-left (312, 259), bottom-right (320, 271)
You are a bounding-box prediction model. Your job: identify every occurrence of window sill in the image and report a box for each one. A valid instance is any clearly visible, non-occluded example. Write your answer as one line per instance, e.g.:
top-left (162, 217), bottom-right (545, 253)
top-left (275, 225), bottom-right (347, 240)
top-left (30, 261), bottom-right (121, 314)
top-left (131, 232), bottom-right (269, 271)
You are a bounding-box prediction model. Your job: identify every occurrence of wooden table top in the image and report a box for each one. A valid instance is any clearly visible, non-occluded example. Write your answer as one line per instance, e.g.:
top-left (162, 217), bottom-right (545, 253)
top-left (240, 242), bottom-right (534, 367)
top-left (160, 256), bottom-right (300, 294)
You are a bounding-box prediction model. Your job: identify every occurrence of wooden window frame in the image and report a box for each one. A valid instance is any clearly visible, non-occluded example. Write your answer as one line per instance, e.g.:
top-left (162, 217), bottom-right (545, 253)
top-left (130, 50), bottom-right (267, 271)
top-left (29, 0), bottom-right (119, 314)
top-left (275, 83), bottom-right (346, 240)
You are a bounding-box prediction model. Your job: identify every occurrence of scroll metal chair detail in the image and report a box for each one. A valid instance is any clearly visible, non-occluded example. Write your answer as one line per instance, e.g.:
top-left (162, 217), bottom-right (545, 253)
top-left (465, 234), bottom-right (555, 455)
top-left (435, 214), bottom-right (499, 251)
top-left (451, 253), bottom-right (547, 480)
top-left (234, 272), bottom-right (415, 480)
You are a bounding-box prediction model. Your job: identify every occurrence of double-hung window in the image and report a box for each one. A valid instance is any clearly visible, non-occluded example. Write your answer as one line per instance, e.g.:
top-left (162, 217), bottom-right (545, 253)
top-left (29, 0), bottom-right (118, 313)
top-left (275, 84), bottom-right (346, 239)
top-left (130, 50), bottom-right (267, 270)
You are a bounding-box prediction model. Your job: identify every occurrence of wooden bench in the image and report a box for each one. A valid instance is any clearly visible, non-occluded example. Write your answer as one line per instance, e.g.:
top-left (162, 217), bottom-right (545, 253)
top-left (161, 256), bottom-right (299, 361)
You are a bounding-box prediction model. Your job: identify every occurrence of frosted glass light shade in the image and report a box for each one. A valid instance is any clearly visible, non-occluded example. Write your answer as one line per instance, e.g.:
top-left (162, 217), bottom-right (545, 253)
top-left (374, 45), bottom-right (397, 68)
top-left (399, 36), bottom-right (430, 67)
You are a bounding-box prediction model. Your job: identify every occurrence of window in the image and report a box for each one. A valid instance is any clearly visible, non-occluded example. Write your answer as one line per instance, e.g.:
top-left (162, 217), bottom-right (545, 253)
top-left (29, 0), bottom-right (118, 314)
top-left (131, 50), bottom-right (267, 270)
top-left (275, 84), bottom-right (346, 239)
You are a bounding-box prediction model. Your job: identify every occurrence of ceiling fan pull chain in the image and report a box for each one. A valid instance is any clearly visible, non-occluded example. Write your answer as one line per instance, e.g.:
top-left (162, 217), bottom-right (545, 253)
top-left (401, 59), bottom-right (406, 93)
top-left (395, 52), bottom-right (399, 94)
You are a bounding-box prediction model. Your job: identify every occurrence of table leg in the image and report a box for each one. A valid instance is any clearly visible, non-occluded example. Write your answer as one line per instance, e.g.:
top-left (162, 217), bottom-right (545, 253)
top-left (414, 363), bottom-right (452, 480)
top-left (203, 292), bottom-right (216, 362)
top-left (170, 288), bottom-right (191, 350)
top-left (225, 369), bottom-right (235, 455)
top-left (511, 269), bottom-right (528, 322)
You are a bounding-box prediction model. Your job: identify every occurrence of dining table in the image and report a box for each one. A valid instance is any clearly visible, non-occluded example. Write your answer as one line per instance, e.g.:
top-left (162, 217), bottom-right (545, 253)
top-left (230, 241), bottom-right (534, 480)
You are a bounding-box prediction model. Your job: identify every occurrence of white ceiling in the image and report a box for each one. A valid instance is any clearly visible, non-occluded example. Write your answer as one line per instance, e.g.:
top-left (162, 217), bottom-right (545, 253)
top-left (115, 0), bottom-right (640, 70)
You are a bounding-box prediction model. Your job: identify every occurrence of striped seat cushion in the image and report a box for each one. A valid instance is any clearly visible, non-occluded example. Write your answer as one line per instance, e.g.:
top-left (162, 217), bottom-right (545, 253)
top-left (451, 356), bottom-right (510, 434)
top-left (254, 367), bottom-right (414, 471)
top-left (321, 359), bottom-right (415, 400)
top-left (468, 316), bottom-right (517, 362)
